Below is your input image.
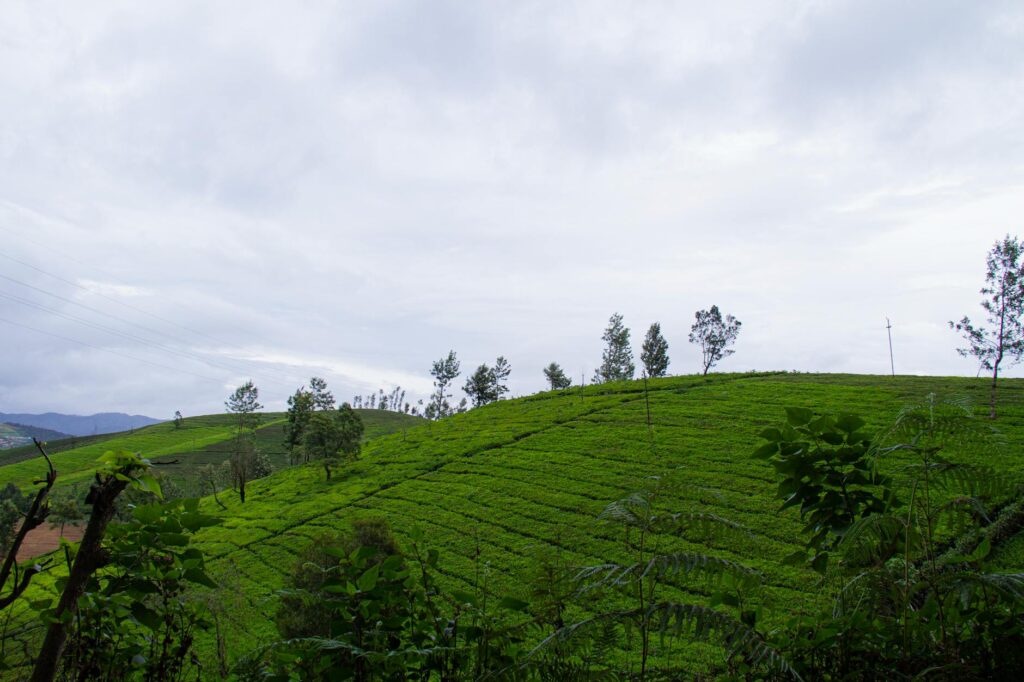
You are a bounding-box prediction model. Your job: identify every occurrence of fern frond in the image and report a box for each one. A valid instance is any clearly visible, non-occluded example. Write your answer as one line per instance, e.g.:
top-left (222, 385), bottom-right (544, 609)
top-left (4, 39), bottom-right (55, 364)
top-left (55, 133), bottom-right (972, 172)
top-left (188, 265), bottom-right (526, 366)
top-left (946, 572), bottom-right (1024, 605)
top-left (599, 492), bottom-right (652, 528)
top-left (529, 602), bottom-right (800, 680)
top-left (574, 553), bottom-right (759, 593)
top-left (837, 513), bottom-right (907, 566)
top-left (929, 462), bottom-right (1013, 500)
top-left (655, 512), bottom-right (754, 544)
top-left (882, 393), bottom-right (1003, 452)
top-left (937, 495), bottom-right (991, 536)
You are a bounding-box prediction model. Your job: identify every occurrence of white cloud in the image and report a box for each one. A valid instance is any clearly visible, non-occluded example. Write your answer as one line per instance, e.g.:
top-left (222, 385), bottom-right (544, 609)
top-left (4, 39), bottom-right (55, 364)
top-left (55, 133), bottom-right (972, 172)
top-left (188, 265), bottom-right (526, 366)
top-left (1, 0), bottom-right (1023, 415)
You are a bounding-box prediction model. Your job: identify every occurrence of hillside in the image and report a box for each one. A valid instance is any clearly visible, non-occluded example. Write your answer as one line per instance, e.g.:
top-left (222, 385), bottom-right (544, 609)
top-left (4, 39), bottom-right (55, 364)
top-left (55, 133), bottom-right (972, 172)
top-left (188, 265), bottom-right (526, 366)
top-left (0, 423), bottom-right (70, 450)
top-left (162, 373), bottom-right (1024, 674)
top-left (5, 373), bottom-right (1024, 677)
top-left (0, 411), bottom-right (162, 437)
top-left (0, 409), bottom-right (423, 496)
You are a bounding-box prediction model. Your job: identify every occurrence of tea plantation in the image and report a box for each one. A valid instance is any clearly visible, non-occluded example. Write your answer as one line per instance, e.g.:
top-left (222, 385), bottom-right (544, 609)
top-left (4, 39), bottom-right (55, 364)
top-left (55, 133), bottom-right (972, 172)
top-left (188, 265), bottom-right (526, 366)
top-left (5, 372), bottom-right (1024, 677)
top-left (173, 373), bottom-right (1024, 673)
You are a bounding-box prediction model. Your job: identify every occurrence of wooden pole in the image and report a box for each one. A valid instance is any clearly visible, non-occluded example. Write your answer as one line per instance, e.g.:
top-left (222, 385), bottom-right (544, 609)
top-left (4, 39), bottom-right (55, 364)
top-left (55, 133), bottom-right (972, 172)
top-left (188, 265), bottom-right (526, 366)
top-left (886, 318), bottom-right (895, 377)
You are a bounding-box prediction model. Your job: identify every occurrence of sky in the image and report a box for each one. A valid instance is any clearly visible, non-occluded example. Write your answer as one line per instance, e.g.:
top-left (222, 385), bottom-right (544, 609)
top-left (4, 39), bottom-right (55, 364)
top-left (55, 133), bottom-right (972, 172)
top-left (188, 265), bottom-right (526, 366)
top-left (1, 0), bottom-right (1024, 418)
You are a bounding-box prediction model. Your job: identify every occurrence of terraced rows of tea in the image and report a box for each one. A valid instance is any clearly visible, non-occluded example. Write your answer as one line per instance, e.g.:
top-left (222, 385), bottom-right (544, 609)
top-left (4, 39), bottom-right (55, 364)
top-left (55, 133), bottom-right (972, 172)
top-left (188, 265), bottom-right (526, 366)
top-left (177, 373), bottom-right (1024, 673)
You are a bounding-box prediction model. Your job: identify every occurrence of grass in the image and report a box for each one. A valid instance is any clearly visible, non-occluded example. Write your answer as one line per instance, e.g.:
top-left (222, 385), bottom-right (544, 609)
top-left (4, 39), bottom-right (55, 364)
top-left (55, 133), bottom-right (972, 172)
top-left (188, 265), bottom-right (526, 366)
top-left (4, 373), bottom-right (1024, 678)
top-left (181, 373), bottom-right (1024, 675)
top-left (0, 409), bottom-right (423, 496)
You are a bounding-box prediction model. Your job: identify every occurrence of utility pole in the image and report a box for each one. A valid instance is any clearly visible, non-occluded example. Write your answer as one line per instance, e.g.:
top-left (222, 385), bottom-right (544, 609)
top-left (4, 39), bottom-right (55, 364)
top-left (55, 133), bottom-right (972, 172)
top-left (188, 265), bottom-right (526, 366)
top-left (886, 318), bottom-right (895, 377)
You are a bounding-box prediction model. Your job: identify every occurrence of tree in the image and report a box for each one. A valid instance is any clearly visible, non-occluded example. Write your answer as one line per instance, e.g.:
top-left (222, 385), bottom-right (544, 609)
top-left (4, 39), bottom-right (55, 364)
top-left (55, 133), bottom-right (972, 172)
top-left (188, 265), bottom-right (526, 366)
top-left (427, 351), bottom-right (460, 420)
top-left (0, 483), bottom-right (29, 556)
top-left (641, 322), bottom-right (670, 378)
top-left (303, 405), bottom-right (364, 480)
top-left (172, 410), bottom-right (184, 429)
top-left (225, 382), bottom-right (263, 503)
top-left (543, 362), bottom-right (572, 390)
top-left (284, 386), bottom-right (314, 463)
top-left (48, 495), bottom-right (83, 537)
top-left (309, 376), bottom-right (335, 412)
top-left (225, 381), bottom-right (263, 434)
top-left (229, 436), bottom-right (266, 503)
top-left (462, 357), bottom-right (511, 408)
top-left (594, 313), bottom-right (635, 383)
top-left (950, 235), bottom-right (1024, 419)
top-left (689, 305), bottom-right (741, 375)
top-left (28, 449), bottom-right (167, 682)
top-left (492, 356), bottom-right (511, 399)
top-left (464, 364), bottom-right (497, 408)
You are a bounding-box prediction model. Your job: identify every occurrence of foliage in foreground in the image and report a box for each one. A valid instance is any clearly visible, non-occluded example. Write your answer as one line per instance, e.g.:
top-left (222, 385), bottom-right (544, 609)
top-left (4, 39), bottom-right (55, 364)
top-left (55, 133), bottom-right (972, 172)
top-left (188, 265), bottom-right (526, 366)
top-left (0, 449), bottom-right (220, 682)
top-left (755, 395), bottom-right (1024, 679)
top-left (240, 487), bottom-right (795, 681)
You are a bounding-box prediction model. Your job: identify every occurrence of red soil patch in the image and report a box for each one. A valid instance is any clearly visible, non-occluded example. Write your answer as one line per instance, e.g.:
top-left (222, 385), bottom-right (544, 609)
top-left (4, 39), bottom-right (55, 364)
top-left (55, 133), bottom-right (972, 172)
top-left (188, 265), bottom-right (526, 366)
top-left (13, 523), bottom-right (85, 563)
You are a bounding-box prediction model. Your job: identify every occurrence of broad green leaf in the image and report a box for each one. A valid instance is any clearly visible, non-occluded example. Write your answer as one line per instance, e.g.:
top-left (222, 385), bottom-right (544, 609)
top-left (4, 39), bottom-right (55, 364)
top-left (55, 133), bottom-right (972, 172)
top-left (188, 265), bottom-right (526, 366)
top-left (357, 563), bottom-right (379, 592)
top-left (785, 407), bottom-right (814, 427)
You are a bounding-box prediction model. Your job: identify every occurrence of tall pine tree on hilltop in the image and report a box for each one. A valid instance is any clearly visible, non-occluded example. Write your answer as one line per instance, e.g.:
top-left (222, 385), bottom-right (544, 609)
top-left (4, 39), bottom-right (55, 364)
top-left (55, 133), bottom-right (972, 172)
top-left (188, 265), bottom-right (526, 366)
top-left (594, 313), bottom-right (635, 383)
top-left (641, 322), bottom-right (670, 378)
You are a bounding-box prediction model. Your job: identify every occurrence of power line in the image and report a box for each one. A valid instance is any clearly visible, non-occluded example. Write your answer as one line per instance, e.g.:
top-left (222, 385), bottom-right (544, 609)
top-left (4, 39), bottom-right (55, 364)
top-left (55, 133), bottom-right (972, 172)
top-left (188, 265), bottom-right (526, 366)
top-left (0, 249), bottom-right (234, 348)
top-left (0, 289), bottom-right (298, 386)
top-left (0, 238), bottom-right (324, 385)
top-left (0, 272), bottom-right (301, 389)
top-left (0, 316), bottom-right (225, 384)
top-left (0, 221), bottom-right (428, 389)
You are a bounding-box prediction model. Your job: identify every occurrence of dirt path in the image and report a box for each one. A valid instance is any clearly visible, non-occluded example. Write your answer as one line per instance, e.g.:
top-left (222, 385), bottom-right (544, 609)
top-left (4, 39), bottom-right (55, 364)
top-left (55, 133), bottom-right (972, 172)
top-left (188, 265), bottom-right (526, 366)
top-left (13, 523), bottom-right (84, 562)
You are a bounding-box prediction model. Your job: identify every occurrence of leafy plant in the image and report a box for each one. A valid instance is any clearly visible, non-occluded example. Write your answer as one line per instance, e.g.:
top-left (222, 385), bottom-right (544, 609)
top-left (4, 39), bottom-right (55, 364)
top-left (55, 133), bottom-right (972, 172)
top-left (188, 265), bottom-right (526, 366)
top-left (46, 499), bottom-right (220, 681)
top-left (756, 396), bottom-right (1024, 679)
top-left (541, 479), bottom-right (796, 680)
top-left (244, 522), bottom-right (533, 681)
top-left (753, 407), bottom-right (896, 574)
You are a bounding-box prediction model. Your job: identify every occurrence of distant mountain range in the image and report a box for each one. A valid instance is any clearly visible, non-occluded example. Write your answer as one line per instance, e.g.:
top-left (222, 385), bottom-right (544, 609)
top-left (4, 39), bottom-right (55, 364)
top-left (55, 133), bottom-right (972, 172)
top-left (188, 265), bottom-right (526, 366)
top-left (0, 412), bottom-right (163, 437)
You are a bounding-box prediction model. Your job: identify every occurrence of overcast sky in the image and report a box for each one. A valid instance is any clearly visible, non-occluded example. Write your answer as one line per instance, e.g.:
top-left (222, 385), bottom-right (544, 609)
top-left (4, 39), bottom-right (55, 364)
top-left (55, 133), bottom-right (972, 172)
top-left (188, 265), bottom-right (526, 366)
top-left (1, 1), bottom-right (1023, 418)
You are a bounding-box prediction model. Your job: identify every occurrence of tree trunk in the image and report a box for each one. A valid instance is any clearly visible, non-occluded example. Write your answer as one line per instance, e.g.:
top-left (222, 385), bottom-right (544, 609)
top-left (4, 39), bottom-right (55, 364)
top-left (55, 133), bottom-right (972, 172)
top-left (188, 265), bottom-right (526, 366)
top-left (30, 476), bottom-right (128, 682)
top-left (238, 477), bottom-right (246, 503)
top-left (324, 462), bottom-right (332, 481)
top-left (990, 361), bottom-right (1001, 420)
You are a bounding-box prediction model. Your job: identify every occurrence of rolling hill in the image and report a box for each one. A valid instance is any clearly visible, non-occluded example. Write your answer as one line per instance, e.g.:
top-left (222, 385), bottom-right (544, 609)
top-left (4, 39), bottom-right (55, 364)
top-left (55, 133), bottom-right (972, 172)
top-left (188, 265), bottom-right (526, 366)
top-left (0, 423), bottom-right (70, 450)
top-left (0, 409), bottom-right (423, 496)
top-left (4, 373), bottom-right (1024, 677)
top-left (174, 373), bottom-right (1024, 673)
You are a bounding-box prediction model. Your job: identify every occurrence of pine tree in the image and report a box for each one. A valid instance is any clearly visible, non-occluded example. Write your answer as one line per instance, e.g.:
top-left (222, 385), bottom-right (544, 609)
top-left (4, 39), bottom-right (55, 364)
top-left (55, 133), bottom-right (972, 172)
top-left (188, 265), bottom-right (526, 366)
top-left (309, 377), bottom-right (335, 411)
top-left (641, 322), bottom-right (670, 378)
top-left (543, 362), bottom-right (572, 390)
top-left (427, 351), bottom-right (461, 419)
top-left (594, 313), bottom-right (635, 383)
top-left (225, 381), bottom-right (263, 503)
top-left (492, 356), bottom-right (511, 399)
top-left (284, 387), bottom-right (314, 463)
top-left (463, 364), bottom-right (496, 407)
top-left (950, 234), bottom-right (1024, 418)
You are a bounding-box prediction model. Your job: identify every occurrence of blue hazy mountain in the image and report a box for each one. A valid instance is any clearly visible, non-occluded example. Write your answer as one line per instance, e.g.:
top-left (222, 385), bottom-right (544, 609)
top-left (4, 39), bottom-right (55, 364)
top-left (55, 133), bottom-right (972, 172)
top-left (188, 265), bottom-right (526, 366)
top-left (0, 412), bottom-right (163, 437)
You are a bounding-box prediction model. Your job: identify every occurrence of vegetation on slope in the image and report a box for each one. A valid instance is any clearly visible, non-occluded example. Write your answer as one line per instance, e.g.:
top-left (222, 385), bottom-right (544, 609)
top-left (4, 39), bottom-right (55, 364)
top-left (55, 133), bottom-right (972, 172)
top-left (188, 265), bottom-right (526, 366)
top-left (3, 373), bottom-right (1023, 678)
top-left (0, 410), bottom-right (422, 496)
top-left (175, 373), bottom-right (1024, 675)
